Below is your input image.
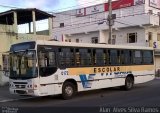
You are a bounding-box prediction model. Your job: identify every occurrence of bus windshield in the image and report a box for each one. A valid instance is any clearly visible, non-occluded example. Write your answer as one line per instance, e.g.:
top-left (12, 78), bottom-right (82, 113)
top-left (10, 50), bottom-right (37, 79)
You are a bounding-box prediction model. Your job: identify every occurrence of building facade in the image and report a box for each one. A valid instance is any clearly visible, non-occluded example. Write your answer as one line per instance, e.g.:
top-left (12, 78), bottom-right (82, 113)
top-left (0, 8), bottom-right (53, 85)
top-left (53, 0), bottom-right (160, 73)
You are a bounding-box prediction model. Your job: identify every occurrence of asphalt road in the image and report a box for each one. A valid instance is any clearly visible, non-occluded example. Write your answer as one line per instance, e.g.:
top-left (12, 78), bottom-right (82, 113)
top-left (0, 79), bottom-right (160, 113)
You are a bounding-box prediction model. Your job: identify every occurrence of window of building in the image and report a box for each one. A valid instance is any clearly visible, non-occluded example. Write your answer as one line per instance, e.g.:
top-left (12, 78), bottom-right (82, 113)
top-left (2, 54), bottom-right (9, 71)
top-left (127, 33), bottom-right (137, 43)
top-left (60, 23), bottom-right (64, 27)
top-left (91, 37), bottom-right (98, 44)
top-left (76, 39), bottom-right (79, 43)
top-left (108, 36), bottom-right (116, 44)
top-left (157, 34), bottom-right (160, 41)
top-left (65, 39), bottom-right (68, 42)
top-left (148, 10), bottom-right (153, 14)
top-left (112, 35), bottom-right (116, 44)
top-left (148, 32), bottom-right (152, 41)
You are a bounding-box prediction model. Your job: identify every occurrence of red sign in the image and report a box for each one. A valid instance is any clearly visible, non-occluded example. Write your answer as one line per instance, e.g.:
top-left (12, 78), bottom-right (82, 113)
top-left (86, 4), bottom-right (105, 15)
top-left (76, 8), bottom-right (86, 16)
top-left (105, 0), bottom-right (134, 11)
top-left (149, 0), bottom-right (160, 9)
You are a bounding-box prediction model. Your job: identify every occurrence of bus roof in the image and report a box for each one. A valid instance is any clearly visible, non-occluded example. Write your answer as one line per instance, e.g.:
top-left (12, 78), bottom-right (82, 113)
top-left (36, 40), bottom-right (153, 50)
top-left (13, 40), bottom-right (153, 50)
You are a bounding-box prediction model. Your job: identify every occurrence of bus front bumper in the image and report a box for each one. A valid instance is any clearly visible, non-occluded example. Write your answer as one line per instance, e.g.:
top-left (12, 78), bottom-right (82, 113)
top-left (9, 88), bottom-right (40, 96)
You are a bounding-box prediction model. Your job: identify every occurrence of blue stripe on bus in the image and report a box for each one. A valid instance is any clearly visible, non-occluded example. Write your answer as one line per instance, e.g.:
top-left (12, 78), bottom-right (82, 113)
top-left (79, 74), bottom-right (96, 88)
top-left (79, 74), bottom-right (88, 88)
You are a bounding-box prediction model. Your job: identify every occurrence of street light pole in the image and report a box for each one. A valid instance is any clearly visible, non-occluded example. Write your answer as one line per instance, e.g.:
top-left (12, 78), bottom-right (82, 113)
top-left (108, 0), bottom-right (112, 44)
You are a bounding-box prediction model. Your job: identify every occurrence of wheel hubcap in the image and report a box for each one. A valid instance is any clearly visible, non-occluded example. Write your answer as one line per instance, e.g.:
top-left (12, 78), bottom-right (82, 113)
top-left (65, 86), bottom-right (73, 96)
top-left (127, 80), bottom-right (133, 88)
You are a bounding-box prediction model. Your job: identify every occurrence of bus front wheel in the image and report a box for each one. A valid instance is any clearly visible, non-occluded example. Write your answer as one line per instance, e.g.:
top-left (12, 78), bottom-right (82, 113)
top-left (124, 76), bottom-right (134, 90)
top-left (62, 82), bottom-right (76, 99)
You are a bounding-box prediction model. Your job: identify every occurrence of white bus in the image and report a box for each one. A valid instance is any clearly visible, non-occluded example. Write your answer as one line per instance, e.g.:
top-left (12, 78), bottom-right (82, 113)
top-left (9, 40), bottom-right (155, 99)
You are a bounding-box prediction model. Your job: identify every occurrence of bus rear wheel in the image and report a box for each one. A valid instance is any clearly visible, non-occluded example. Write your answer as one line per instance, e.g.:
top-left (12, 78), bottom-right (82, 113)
top-left (62, 82), bottom-right (76, 100)
top-left (124, 76), bottom-right (134, 90)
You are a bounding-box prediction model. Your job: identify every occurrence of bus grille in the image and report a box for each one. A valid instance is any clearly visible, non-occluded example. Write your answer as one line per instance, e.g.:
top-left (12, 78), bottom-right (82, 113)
top-left (13, 82), bottom-right (27, 84)
top-left (15, 90), bottom-right (26, 94)
top-left (15, 85), bottom-right (26, 88)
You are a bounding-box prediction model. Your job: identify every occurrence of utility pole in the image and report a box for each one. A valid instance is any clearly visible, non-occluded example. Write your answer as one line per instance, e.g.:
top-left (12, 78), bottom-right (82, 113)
top-left (108, 0), bottom-right (112, 44)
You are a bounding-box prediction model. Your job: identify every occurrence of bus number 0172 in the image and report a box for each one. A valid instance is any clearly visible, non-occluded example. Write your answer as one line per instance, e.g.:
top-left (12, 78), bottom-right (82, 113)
top-left (61, 71), bottom-right (69, 75)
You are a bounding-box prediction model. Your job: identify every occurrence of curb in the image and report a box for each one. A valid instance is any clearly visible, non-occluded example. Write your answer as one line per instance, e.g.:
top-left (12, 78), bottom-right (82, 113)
top-left (0, 82), bottom-right (9, 87)
top-left (155, 77), bottom-right (160, 80)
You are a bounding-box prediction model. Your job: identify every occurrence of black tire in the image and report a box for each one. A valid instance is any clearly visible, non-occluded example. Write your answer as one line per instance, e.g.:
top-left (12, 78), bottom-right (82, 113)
top-left (124, 76), bottom-right (134, 90)
top-left (62, 82), bottom-right (76, 100)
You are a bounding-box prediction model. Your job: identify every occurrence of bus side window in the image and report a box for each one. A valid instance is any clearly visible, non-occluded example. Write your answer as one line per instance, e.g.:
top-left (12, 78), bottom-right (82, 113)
top-left (107, 50), bottom-right (110, 65)
top-left (75, 49), bottom-right (80, 66)
top-left (79, 49), bottom-right (84, 65)
top-left (38, 49), bottom-right (57, 77)
top-left (76, 48), bottom-right (92, 66)
top-left (93, 49), bottom-right (96, 65)
top-left (121, 50), bottom-right (125, 64)
top-left (123, 50), bottom-right (132, 65)
top-left (58, 48), bottom-right (63, 66)
top-left (109, 49), bottom-right (121, 65)
top-left (95, 49), bottom-right (105, 66)
top-left (86, 49), bottom-right (92, 66)
top-left (133, 50), bottom-right (142, 64)
top-left (59, 48), bottom-right (74, 68)
top-left (110, 49), bottom-right (117, 65)
top-left (117, 50), bottom-right (121, 65)
top-left (143, 50), bottom-right (153, 64)
top-left (48, 52), bottom-right (56, 66)
top-left (103, 49), bottom-right (107, 65)
top-left (38, 52), bottom-right (46, 67)
top-left (70, 48), bottom-right (74, 66)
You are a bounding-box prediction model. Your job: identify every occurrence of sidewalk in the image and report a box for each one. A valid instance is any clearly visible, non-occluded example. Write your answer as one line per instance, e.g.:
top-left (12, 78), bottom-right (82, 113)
top-left (0, 85), bottom-right (22, 102)
top-left (155, 77), bottom-right (160, 80)
top-left (0, 85), bottom-right (11, 99)
top-left (0, 71), bottom-right (9, 86)
top-left (0, 86), bottom-right (35, 104)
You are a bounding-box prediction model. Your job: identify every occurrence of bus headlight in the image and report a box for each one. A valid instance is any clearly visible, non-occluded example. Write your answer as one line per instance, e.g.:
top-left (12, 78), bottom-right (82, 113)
top-left (33, 84), bottom-right (38, 89)
top-left (27, 84), bottom-right (33, 88)
top-left (27, 84), bottom-right (38, 89)
top-left (9, 83), bottom-right (14, 88)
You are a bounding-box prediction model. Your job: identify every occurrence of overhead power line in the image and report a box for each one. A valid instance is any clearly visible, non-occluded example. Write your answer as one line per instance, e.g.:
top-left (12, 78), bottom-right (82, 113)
top-left (52, 11), bottom-right (153, 34)
top-left (0, 4), bottom-right (21, 9)
top-left (52, 0), bottom-right (133, 23)
top-left (50, 0), bottom-right (107, 13)
top-left (0, 0), bottom-right (107, 13)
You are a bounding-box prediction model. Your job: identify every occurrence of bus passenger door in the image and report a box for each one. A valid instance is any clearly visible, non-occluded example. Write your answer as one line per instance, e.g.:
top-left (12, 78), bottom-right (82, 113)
top-left (37, 46), bottom-right (58, 95)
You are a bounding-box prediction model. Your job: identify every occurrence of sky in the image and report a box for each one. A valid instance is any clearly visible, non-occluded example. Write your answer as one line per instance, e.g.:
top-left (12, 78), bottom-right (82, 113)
top-left (0, 0), bottom-right (107, 33)
top-left (0, 0), bottom-right (107, 13)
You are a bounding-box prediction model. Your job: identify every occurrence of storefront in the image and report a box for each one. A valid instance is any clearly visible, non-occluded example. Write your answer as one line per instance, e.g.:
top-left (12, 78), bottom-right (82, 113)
top-left (154, 49), bottom-right (160, 75)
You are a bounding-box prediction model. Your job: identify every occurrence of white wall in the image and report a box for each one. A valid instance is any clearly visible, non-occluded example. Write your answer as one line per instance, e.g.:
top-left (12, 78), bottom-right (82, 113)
top-left (66, 31), bottom-right (99, 43)
top-left (145, 0), bottom-right (160, 14)
top-left (115, 27), bottom-right (146, 46)
top-left (53, 3), bottom-right (160, 42)
top-left (58, 27), bottom-right (146, 46)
